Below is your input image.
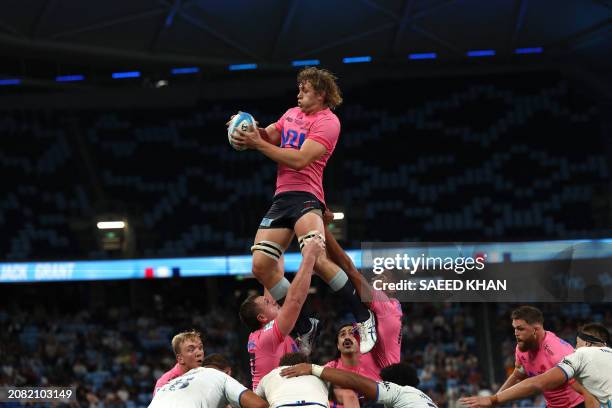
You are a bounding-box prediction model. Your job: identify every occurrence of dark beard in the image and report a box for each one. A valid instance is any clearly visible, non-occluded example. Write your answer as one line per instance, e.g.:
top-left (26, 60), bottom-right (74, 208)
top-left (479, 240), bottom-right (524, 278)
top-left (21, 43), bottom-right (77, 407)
top-left (517, 337), bottom-right (537, 352)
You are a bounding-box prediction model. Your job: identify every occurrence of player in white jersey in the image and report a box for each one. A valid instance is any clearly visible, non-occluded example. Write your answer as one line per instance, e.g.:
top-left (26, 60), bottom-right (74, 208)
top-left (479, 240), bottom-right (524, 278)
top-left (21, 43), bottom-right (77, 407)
top-left (460, 322), bottom-right (611, 408)
top-left (149, 366), bottom-right (268, 408)
top-left (280, 361), bottom-right (438, 408)
top-left (256, 352), bottom-right (329, 408)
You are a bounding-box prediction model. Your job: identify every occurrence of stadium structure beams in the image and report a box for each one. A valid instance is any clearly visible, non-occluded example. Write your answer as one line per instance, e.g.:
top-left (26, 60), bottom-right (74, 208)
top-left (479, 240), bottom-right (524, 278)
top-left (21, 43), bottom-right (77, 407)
top-left (0, 31), bottom-right (233, 67)
top-left (164, 0), bottom-right (181, 28)
top-left (557, 18), bottom-right (612, 51)
top-left (510, 0), bottom-right (529, 46)
top-left (178, 2), bottom-right (263, 62)
top-left (29, 0), bottom-right (55, 37)
top-left (391, 0), bottom-right (416, 55)
top-left (408, 24), bottom-right (463, 57)
top-left (293, 22), bottom-right (396, 59)
top-left (288, 0), bottom-right (460, 59)
top-left (271, 0), bottom-right (300, 59)
top-left (149, 0), bottom-right (182, 51)
top-left (391, 0), bottom-right (464, 57)
top-left (357, 0), bottom-right (401, 21)
top-left (0, 0), bottom-right (609, 73)
top-left (410, 0), bottom-right (458, 20)
top-left (49, 8), bottom-right (168, 39)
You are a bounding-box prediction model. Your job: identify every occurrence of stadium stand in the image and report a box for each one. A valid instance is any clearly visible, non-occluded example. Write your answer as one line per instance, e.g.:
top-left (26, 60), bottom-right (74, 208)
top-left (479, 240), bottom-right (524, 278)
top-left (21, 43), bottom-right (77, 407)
top-left (0, 72), bottom-right (608, 261)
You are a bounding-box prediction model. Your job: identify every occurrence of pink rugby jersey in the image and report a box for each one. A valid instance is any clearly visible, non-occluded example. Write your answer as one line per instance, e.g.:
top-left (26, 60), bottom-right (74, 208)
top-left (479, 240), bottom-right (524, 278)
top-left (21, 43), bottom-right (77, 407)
top-left (153, 363), bottom-right (183, 395)
top-left (273, 107), bottom-right (340, 204)
top-left (325, 293), bottom-right (403, 382)
top-left (370, 293), bottom-right (403, 368)
top-left (325, 354), bottom-right (381, 408)
top-left (325, 353), bottom-right (382, 382)
top-left (515, 331), bottom-right (584, 408)
top-left (248, 319), bottom-right (298, 390)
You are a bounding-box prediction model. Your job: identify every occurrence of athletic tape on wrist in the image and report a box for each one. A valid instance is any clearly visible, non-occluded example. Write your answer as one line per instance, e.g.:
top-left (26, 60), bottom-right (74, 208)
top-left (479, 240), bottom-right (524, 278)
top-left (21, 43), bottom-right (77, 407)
top-left (311, 364), bottom-right (324, 378)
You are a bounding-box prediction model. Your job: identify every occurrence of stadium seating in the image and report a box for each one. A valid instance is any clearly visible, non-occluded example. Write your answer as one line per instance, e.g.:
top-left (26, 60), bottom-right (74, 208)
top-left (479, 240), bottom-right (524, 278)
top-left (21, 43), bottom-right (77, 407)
top-left (0, 72), bottom-right (608, 260)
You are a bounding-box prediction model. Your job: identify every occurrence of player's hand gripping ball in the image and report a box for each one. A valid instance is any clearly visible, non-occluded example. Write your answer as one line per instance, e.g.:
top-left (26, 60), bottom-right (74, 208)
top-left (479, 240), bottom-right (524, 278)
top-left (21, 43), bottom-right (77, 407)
top-left (227, 111), bottom-right (256, 151)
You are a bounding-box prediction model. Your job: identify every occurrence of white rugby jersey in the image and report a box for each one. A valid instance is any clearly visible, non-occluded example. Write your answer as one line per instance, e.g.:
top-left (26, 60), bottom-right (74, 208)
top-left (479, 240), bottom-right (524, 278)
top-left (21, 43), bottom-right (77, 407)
top-left (149, 367), bottom-right (247, 408)
top-left (376, 381), bottom-right (438, 408)
top-left (255, 366), bottom-right (329, 408)
top-left (556, 346), bottom-right (612, 405)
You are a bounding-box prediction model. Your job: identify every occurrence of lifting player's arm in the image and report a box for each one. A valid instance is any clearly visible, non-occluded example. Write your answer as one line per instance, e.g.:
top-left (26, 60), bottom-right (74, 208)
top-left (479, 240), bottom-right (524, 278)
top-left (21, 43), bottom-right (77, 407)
top-left (280, 364), bottom-right (378, 401)
top-left (239, 389), bottom-right (269, 408)
top-left (236, 125), bottom-right (326, 171)
top-left (275, 237), bottom-right (324, 336)
top-left (460, 367), bottom-right (569, 408)
top-left (323, 210), bottom-right (374, 304)
top-left (497, 362), bottom-right (527, 392)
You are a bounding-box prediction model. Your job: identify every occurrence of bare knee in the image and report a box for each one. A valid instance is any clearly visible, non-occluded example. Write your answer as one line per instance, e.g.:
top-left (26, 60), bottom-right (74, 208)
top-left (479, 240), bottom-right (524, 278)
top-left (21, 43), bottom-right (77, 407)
top-left (251, 255), bottom-right (278, 286)
top-left (251, 242), bottom-right (288, 290)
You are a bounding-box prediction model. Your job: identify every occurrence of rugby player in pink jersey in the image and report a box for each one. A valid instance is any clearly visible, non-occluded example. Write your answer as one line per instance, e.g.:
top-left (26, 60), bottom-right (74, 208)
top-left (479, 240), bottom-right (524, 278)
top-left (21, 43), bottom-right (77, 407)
top-left (460, 322), bottom-right (609, 408)
top-left (496, 306), bottom-right (589, 408)
top-left (153, 330), bottom-right (204, 395)
top-left (239, 236), bottom-right (325, 390)
top-left (323, 210), bottom-right (403, 368)
top-left (232, 67), bottom-right (376, 354)
top-left (321, 213), bottom-right (403, 408)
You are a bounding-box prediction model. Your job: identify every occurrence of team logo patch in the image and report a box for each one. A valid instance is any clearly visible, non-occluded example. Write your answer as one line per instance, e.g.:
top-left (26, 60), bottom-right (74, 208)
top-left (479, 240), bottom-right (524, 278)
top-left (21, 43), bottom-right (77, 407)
top-left (260, 218), bottom-right (273, 227)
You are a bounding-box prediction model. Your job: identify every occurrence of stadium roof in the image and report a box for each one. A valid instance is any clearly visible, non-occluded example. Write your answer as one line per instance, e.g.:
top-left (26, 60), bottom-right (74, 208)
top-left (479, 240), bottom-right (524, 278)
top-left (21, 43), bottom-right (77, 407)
top-left (0, 0), bottom-right (609, 71)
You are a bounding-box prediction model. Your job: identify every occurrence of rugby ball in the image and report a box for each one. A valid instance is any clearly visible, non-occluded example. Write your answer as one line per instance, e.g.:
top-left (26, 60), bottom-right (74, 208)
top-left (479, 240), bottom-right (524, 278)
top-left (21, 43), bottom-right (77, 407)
top-left (227, 111), bottom-right (256, 151)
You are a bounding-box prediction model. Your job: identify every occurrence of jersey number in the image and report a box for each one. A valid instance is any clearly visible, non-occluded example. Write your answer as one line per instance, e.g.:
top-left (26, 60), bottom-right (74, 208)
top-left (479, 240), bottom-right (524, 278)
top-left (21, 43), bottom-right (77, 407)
top-left (281, 129), bottom-right (306, 149)
top-left (168, 375), bottom-right (195, 391)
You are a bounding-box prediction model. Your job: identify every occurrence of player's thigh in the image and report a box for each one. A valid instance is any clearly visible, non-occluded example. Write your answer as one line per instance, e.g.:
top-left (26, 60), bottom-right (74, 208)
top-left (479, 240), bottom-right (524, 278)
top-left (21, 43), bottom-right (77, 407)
top-left (253, 227), bottom-right (294, 250)
top-left (294, 211), bottom-right (342, 282)
top-left (252, 228), bottom-right (294, 287)
top-left (293, 210), bottom-right (324, 237)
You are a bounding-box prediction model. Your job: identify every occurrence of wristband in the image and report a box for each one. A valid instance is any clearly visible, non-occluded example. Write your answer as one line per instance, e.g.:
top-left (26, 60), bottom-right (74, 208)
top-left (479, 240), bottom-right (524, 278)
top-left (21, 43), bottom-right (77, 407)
top-left (311, 365), bottom-right (324, 378)
top-left (490, 395), bottom-right (499, 407)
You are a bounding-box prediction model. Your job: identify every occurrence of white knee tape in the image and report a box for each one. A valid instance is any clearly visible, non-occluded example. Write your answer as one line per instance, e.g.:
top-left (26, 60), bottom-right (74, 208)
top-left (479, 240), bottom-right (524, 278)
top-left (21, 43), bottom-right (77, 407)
top-left (251, 240), bottom-right (284, 261)
top-left (298, 230), bottom-right (324, 250)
